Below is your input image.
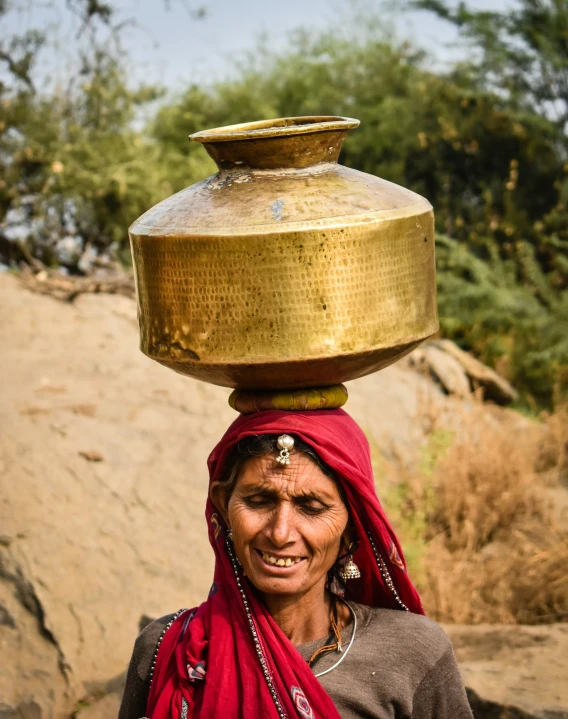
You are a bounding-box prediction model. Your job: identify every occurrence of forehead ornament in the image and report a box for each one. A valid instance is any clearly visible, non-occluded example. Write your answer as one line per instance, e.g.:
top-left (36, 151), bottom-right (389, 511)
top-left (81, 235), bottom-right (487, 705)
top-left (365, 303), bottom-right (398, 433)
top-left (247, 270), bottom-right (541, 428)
top-left (275, 434), bottom-right (294, 466)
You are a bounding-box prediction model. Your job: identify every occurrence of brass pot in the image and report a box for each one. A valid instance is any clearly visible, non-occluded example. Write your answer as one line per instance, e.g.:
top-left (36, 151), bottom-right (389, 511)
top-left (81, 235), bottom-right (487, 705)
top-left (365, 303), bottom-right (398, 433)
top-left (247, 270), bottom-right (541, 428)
top-left (129, 116), bottom-right (438, 389)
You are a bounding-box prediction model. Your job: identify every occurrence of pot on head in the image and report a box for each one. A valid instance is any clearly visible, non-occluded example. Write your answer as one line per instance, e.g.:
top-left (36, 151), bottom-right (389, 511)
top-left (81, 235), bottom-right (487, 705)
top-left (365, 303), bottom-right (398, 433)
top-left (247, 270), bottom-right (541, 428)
top-left (129, 116), bottom-right (438, 390)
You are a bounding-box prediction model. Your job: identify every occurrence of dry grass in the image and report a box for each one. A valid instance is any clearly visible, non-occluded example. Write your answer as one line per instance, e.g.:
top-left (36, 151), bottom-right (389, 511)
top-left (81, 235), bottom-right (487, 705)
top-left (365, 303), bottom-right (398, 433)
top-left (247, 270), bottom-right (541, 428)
top-left (423, 526), bottom-right (568, 624)
top-left (381, 403), bottom-right (568, 624)
top-left (537, 401), bottom-right (568, 481)
top-left (425, 421), bottom-right (547, 554)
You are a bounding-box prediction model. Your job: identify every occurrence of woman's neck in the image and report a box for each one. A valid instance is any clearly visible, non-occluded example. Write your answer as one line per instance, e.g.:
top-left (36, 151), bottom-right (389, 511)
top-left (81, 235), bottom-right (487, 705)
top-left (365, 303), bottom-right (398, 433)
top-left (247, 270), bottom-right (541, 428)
top-left (261, 582), bottom-right (349, 646)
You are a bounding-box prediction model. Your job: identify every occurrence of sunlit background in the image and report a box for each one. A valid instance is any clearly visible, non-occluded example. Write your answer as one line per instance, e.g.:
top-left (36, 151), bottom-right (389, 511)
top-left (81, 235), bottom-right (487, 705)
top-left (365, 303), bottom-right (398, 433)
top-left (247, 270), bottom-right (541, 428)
top-left (0, 1), bottom-right (566, 717)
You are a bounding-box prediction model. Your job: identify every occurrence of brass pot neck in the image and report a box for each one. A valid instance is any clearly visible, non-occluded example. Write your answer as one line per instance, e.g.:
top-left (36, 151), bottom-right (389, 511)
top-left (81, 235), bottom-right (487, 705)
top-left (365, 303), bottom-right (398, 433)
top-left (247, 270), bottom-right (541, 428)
top-left (190, 115), bottom-right (360, 171)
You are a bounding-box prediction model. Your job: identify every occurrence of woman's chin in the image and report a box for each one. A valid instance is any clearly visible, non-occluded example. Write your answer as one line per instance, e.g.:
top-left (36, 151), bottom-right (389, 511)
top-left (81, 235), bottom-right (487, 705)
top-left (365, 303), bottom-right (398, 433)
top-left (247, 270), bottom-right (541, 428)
top-left (250, 575), bottom-right (306, 596)
top-left (245, 552), bottom-right (310, 595)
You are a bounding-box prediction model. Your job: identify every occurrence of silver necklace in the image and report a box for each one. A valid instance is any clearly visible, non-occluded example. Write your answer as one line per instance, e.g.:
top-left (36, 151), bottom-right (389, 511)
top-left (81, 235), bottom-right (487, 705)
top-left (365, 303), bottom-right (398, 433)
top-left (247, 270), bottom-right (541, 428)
top-left (314, 602), bottom-right (357, 678)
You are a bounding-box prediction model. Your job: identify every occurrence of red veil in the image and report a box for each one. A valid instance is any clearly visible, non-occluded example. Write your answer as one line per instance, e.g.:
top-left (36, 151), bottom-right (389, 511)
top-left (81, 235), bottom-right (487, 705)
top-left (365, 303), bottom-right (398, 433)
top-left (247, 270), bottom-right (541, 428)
top-left (146, 409), bottom-right (424, 719)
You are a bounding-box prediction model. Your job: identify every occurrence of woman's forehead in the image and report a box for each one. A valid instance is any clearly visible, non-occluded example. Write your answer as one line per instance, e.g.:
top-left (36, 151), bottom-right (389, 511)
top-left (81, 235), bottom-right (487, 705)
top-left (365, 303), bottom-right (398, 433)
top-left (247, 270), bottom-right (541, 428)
top-left (237, 454), bottom-right (341, 498)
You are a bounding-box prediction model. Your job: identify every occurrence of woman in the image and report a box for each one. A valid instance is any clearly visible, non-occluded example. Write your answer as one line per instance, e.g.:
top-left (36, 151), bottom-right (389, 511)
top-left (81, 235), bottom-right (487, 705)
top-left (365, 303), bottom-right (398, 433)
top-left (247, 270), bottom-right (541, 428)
top-left (119, 408), bottom-right (473, 718)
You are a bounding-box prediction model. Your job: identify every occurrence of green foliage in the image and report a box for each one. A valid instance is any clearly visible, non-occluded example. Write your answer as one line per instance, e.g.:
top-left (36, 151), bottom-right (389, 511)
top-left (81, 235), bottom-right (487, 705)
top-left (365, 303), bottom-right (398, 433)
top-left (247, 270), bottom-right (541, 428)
top-left (367, 432), bottom-right (427, 583)
top-left (0, 0), bottom-right (184, 266)
top-left (436, 233), bottom-right (568, 406)
top-left (418, 427), bottom-right (455, 477)
top-left (411, 0), bottom-right (568, 131)
top-left (0, 52), bottom-right (164, 265)
top-left (368, 428), bottom-right (453, 583)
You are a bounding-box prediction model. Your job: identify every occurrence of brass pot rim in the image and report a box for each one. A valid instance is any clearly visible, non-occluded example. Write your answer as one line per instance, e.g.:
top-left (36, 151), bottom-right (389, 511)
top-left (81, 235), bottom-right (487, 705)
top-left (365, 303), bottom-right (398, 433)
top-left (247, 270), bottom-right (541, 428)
top-left (189, 115), bottom-right (360, 144)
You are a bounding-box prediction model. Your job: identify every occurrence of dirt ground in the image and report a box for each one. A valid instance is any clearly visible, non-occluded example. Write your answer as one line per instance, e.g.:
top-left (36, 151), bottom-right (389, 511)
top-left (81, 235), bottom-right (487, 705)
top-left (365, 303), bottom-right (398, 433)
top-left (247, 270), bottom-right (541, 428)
top-left (1, 272), bottom-right (566, 718)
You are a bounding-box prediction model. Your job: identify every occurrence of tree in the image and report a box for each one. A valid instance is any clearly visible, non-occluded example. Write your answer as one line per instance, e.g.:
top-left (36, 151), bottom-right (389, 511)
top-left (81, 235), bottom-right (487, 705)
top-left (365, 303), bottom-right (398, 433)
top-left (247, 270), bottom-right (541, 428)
top-left (411, 1), bottom-right (568, 135)
top-left (0, 0), bottom-right (203, 269)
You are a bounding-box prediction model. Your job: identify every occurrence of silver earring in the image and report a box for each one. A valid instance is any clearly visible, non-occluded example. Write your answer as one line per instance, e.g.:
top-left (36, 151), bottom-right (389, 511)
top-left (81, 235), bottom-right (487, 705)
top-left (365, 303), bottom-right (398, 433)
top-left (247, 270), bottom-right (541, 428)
top-left (227, 528), bottom-right (233, 541)
top-left (276, 434), bottom-right (294, 466)
top-left (339, 554), bottom-right (361, 581)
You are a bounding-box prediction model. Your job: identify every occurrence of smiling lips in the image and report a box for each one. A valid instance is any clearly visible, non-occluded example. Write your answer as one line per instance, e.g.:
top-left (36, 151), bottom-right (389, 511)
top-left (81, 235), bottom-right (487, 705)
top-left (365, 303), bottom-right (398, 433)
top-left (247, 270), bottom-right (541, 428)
top-left (257, 549), bottom-right (304, 568)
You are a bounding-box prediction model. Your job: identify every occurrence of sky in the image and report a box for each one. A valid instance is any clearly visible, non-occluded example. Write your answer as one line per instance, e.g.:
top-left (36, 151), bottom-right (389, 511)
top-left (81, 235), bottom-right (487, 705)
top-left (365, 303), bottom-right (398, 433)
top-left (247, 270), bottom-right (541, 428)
top-left (3, 0), bottom-right (512, 92)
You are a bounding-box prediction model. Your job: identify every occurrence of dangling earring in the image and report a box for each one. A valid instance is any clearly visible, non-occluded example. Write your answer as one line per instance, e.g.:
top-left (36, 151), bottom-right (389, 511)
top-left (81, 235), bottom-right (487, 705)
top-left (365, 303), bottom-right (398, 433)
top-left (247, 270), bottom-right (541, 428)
top-left (339, 555), bottom-right (361, 580)
top-left (339, 543), bottom-right (361, 581)
top-left (227, 528), bottom-right (233, 541)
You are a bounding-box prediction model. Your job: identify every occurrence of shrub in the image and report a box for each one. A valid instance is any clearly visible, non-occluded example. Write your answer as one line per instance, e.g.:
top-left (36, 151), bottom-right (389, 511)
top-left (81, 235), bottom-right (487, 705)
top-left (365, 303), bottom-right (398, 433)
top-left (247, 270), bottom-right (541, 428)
top-left (377, 404), bottom-right (568, 624)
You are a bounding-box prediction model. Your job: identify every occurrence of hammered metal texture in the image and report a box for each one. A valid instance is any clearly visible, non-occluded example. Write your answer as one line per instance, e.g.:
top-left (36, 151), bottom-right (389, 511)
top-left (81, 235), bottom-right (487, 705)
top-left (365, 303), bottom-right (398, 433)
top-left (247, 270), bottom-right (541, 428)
top-left (129, 118), bottom-right (438, 389)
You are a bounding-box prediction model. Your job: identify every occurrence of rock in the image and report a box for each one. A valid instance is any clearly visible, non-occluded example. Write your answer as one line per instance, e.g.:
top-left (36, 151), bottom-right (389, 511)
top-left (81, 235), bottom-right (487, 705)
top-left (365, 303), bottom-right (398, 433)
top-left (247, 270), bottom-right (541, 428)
top-left (0, 550), bottom-right (70, 717)
top-left (409, 343), bottom-right (472, 398)
top-left (432, 338), bottom-right (518, 405)
top-left (77, 450), bottom-right (104, 462)
top-left (467, 687), bottom-right (568, 718)
top-left (446, 623), bottom-right (568, 718)
top-left (75, 693), bottom-right (121, 719)
top-left (409, 338), bottom-right (519, 405)
top-left (0, 701), bottom-right (43, 719)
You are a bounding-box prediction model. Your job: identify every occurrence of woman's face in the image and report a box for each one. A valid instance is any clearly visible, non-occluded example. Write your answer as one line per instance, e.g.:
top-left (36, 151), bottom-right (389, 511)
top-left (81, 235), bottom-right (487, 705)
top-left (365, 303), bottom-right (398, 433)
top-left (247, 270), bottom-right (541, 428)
top-left (219, 451), bottom-right (349, 598)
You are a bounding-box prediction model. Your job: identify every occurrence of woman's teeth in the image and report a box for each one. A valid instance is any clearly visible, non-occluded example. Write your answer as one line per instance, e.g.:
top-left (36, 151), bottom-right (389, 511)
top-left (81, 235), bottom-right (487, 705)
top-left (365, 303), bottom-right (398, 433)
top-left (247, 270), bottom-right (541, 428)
top-left (261, 552), bottom-right (302, 567)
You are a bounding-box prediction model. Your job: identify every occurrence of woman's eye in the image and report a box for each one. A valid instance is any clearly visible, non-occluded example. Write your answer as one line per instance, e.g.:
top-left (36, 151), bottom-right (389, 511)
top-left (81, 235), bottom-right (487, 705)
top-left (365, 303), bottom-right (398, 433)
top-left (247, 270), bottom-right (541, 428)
top-left (244, 497), bottom-right (271, 508)
top-left (299, 503), bottom-right (326, 515)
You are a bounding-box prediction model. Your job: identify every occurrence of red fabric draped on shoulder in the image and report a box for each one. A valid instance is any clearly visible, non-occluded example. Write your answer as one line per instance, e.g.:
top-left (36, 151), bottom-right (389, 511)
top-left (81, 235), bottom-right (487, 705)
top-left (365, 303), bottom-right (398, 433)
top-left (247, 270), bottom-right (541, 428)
top-left (146, 409), bottom-right (424, 719)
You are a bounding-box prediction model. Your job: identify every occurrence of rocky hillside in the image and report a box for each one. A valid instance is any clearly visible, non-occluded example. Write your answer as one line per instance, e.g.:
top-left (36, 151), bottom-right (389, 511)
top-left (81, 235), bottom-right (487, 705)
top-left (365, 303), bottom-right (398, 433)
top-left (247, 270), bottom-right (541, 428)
top-left (0, 273), bottom-right (566, 719)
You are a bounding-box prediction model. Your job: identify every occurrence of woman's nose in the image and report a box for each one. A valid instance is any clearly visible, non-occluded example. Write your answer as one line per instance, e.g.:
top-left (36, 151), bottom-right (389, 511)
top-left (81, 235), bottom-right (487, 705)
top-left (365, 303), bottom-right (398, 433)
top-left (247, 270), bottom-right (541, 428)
top-left (266, 503), bottom-right (296, 547)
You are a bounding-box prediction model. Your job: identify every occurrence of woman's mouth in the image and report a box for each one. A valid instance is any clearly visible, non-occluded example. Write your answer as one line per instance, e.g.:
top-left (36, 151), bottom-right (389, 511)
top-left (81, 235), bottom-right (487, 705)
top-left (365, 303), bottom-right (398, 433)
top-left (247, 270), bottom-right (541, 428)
top-left (255, 549), bottom-right (305, 569)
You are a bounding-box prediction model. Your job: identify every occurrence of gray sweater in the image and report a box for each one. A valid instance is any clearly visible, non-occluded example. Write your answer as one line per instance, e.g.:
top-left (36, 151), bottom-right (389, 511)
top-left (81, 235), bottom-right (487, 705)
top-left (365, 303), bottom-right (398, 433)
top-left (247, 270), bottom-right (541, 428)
top-left (118, 602), bottom-right (474, 718)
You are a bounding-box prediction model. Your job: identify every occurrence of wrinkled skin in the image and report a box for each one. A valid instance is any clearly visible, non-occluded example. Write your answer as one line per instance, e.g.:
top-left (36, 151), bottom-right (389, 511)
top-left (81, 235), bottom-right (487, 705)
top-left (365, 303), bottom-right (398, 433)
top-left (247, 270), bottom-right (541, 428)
top-left (210, 451), bottom-right (352, 642)
top-left (218, 453), bottom-right (349, 595)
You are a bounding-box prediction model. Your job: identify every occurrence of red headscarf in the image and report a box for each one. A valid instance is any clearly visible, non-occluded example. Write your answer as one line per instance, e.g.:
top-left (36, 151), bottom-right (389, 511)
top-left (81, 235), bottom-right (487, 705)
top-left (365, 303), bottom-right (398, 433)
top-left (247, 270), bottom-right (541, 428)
top-left (146, 409), bottom-right (424, 719)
